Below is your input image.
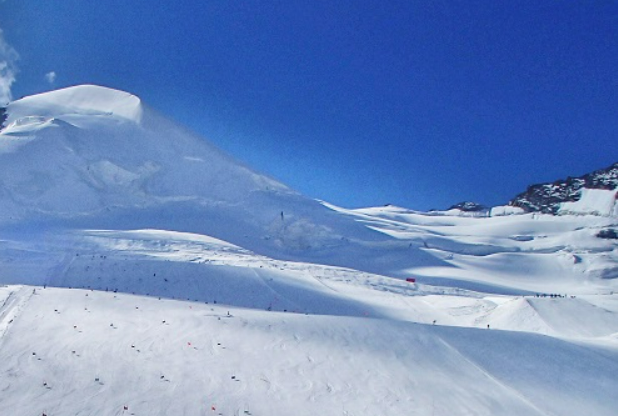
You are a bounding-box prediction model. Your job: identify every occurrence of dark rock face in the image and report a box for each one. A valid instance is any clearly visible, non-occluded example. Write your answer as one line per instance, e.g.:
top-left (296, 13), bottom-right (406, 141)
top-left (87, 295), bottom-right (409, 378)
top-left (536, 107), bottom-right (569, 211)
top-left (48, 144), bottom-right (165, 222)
top-left (597, 229), bottom-right (618, 240)
top-left (0, 107), bottom-right (7, 129)
top-left (509, 162), bottom-right (618, 214)
top-left (448, 201), bottom-right (488, 212)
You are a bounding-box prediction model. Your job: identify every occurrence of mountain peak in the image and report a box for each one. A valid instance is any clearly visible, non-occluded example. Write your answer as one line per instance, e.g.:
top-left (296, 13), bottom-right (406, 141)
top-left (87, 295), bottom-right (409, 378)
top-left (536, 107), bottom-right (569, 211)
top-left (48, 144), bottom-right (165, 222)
top-left (0, 85), bottom-right (371, 255)
top-left (0, 84), bottom-right (296, 223)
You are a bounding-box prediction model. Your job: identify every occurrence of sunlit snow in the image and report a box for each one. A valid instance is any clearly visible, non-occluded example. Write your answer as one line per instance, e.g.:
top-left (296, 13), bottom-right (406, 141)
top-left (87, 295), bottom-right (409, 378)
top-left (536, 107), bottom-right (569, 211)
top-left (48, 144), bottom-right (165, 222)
top-left (1, 86), bottom-right (616, 416)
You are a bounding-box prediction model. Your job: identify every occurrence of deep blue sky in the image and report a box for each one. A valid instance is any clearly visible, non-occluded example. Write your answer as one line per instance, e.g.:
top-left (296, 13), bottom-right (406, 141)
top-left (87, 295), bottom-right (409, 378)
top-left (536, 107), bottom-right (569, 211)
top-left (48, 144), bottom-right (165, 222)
top-left (1, 1), bottom-right (616, 210)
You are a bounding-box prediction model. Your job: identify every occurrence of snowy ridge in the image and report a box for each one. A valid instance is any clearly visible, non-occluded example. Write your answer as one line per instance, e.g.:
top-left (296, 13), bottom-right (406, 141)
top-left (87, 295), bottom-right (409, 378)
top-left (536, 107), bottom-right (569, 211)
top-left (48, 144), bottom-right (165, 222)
top-left (0, 86), bottom-right (617, 415)
top-left (3, 84), bottom-right (143, 128)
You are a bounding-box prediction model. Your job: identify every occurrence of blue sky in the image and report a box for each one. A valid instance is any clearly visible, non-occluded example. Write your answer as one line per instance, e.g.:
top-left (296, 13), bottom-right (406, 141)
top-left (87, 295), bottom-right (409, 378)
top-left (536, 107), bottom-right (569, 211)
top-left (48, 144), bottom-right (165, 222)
top-left (1, 1), bottom-right (616, 210)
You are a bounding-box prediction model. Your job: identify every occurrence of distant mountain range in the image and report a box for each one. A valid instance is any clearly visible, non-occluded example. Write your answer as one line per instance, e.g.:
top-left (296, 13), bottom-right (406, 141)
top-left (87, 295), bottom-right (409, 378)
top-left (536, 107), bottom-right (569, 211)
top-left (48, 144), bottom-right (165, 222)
top-left (447, 163), bottom-right (617, 217)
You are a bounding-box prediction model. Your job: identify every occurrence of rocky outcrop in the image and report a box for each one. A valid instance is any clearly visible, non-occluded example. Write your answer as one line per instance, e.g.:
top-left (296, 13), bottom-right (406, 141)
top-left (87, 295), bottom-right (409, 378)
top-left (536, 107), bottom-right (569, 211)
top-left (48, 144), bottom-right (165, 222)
top-left (509, 163), bottom-right (618, 214)
top-left (447, 201), bottom-right (488, 213)
top-left (0, 107), bottom-right (7, 130)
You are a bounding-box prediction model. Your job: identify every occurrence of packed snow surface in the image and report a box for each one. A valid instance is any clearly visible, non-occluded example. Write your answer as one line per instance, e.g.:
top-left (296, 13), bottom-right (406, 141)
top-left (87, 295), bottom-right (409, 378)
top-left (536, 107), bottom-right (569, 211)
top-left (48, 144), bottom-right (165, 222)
top-left (1, 86), bottom-right (617, 415)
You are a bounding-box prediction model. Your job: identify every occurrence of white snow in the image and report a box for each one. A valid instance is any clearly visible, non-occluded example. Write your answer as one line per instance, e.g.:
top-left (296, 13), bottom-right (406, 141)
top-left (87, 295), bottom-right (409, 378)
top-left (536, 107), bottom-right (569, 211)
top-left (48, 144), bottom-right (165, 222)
top-left (559, 188), bottom-right (617, 216)
top-left (490, 204), bottom-right (526, 216)
top-left (0, 86), bottom-right (617, 415)
top-left (4, 84), bottom-right (143, 126)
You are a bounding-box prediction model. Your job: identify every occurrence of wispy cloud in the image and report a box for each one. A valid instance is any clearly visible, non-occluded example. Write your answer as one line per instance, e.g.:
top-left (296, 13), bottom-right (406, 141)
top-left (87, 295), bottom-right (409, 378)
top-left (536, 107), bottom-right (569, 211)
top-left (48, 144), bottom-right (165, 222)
top-left (45, 71), bottom-right (57, 85)
top-left (0, 28), bottom-right (19, 104)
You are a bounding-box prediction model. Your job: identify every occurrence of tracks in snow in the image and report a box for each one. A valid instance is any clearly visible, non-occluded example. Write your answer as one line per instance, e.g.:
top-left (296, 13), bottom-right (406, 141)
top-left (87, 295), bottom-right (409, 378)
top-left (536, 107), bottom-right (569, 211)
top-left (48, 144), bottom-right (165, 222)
top-left (0, 286), bottom-right (34, 346)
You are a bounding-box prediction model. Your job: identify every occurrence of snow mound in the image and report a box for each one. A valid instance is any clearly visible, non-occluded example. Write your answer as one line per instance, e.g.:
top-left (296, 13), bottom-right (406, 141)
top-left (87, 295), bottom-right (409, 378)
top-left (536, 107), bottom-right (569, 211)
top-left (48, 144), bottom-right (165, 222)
top-left (3, 84), bottom-right (143, 127)
top-left (484, 296), bottom-right (618, 338)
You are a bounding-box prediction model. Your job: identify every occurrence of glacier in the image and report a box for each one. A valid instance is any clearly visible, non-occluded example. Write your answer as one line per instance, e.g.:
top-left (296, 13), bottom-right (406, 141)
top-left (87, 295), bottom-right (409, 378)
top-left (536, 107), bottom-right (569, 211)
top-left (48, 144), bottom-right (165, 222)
top-left (0, 85), bottom-right (617, 416)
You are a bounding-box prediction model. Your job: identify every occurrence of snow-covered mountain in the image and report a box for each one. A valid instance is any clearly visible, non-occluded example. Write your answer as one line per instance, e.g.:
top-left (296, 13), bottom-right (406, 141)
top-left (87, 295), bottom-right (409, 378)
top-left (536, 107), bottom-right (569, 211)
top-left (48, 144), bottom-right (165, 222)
top-left (437, 164), bottom-right (617, 217)
top-left (509, 162), bottom-right (618, 216)
top-left (0, 85), bottom-right (386, 259)
top-left (1, 85), bottom-right (617, 415)
top-left (0, 85), bottom-right (291, 215)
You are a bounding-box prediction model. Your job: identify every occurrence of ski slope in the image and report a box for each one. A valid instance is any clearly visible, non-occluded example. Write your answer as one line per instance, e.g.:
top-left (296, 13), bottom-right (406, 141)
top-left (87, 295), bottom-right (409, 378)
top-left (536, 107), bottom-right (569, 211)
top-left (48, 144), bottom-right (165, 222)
top-left (0, 85), bottom-right (617, 415)
top-left (1, 285), bottom-right (617, 416)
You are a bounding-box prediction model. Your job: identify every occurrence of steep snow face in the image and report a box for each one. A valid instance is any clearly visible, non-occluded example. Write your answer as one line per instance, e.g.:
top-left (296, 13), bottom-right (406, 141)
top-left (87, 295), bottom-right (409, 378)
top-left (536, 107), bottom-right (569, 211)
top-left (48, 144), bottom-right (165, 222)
top-left (0, 85), bottom-right (391, 261)
top-left (0, 85), bottom-right (286, 206)
top-left (559, 188), bottom-right (617, 216)
top-left (0, 89), bottom-right (303, 223)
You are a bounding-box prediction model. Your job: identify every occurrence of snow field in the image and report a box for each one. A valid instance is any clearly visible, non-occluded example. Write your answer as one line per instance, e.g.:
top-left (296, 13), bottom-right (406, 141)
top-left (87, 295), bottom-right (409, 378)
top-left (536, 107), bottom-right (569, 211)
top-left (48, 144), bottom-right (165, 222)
top-left (1, 286), bottom-right (617, 416)
top-left (1, 85), bottom-right (617, 416)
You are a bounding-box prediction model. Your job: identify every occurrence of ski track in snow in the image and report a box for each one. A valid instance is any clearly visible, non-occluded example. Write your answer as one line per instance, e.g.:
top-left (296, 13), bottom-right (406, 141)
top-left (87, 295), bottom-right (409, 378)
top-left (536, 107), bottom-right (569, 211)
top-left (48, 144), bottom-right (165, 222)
top-left (0, 286), bottom-right (33, 344)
